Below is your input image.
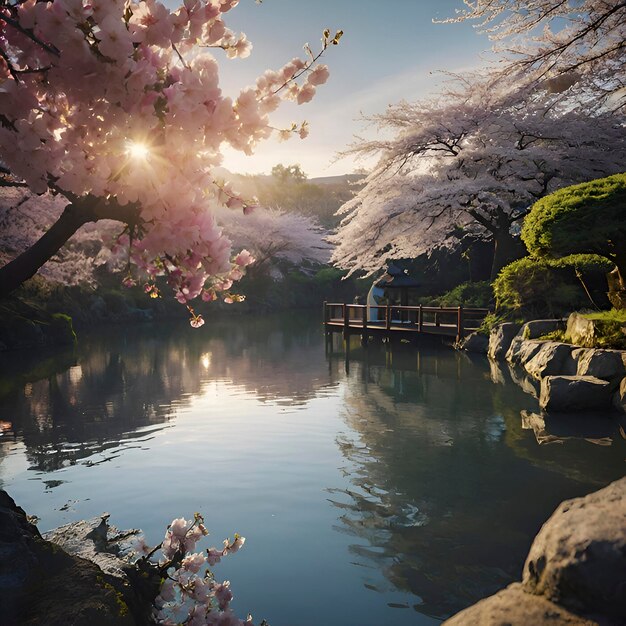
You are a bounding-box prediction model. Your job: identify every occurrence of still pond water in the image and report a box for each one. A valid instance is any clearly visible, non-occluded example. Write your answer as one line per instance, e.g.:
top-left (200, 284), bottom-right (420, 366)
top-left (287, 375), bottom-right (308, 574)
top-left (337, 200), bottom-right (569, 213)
top-left (1, 313), bottom-right (625, 625)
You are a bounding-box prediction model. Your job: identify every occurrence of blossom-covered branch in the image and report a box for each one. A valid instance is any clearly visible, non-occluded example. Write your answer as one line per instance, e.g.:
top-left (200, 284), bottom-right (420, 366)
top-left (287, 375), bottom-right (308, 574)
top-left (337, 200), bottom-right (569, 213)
top-left (441, 0), bottom-right (626, 109)
top-left (130, 513), bottom-right (264, 626)
top-left (0, 0), bottom-right (338, 324)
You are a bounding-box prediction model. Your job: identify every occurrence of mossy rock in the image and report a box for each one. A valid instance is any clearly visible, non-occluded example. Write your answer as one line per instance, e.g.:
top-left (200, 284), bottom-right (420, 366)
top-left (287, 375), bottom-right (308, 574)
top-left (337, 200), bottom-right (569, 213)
top-left (567, 310), bottom-right (626, 349)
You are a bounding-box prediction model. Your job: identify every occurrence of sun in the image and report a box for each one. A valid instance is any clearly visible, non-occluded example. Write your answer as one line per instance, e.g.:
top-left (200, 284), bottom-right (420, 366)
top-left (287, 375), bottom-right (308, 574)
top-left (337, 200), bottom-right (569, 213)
top-left (126, 141), bottom-right (150, 160)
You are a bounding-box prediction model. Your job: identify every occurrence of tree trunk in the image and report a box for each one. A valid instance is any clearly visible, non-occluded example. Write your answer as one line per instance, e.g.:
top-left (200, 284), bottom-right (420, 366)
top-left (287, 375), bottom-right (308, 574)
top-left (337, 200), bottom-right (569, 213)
top-left (0, 195), bottom-right (139, 299)
top-left (490, 230), bottom-right (525, 280)
top-left (607, 248), bottom-right (626, 309)
top-left (613, 248), bottom-right (626, 291)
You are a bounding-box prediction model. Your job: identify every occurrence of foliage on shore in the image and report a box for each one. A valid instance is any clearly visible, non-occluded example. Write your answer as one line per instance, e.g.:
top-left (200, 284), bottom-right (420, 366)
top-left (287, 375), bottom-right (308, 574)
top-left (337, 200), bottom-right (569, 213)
top-left (493, 254), bottom-right (613, 316)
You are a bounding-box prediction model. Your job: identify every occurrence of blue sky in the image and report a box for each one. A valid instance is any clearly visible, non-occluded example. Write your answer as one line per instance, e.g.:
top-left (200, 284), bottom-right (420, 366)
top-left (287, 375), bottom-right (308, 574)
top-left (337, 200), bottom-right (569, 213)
top-left (169, 1), bottom-right (493, 176)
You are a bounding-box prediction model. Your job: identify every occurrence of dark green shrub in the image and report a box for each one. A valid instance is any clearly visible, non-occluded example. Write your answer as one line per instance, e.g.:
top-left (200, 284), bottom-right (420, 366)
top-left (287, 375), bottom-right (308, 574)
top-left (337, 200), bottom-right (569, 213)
top-left (436, 281), bottom-right (493, 307)
top-left (493, 254), bottom-right (613, 315)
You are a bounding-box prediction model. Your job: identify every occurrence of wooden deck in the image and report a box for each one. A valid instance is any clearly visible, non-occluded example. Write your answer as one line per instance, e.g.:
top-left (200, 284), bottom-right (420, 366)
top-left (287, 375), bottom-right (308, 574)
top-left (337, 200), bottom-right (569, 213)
top-left (323, 302), bottom-right (490, 343)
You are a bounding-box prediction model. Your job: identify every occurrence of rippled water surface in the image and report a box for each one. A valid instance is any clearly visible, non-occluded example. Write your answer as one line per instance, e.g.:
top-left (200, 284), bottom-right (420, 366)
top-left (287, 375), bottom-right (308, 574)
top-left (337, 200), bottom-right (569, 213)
top-left (1, 313), bottom-right (625, 625)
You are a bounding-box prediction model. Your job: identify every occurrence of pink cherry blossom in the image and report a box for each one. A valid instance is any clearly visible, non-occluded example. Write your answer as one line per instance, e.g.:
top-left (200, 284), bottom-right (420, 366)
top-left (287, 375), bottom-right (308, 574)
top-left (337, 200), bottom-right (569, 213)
top-left (307, 64), bottom-right (330, 86)
top-left (190, 315), bottom-right (205, 328)
top-left (206, 548), bottom-right (223, 566)
top-left (214, 581), bottom-right (233, 610)
top-left (296, 83), bottom-right (316, 104)
top-left (97, 14), bottom-right (134, 62)
top-left (182, 552), bottom-right (206, 573)
top-left (234, 250), bottom-right (254, 267)
top-left (143, 514), bottom-right (255, 626)
top-left (0, 0), bottom-right (336, 322)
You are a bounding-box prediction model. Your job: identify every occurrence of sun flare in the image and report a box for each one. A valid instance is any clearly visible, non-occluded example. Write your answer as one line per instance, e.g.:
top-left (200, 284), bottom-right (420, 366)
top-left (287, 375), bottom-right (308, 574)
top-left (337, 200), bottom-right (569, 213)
top-left (126, 141), bottom-right (150, 160)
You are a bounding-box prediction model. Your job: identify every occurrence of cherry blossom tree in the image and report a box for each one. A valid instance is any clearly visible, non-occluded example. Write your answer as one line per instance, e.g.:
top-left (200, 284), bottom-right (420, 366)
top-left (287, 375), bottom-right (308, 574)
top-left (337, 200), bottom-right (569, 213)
top-left (331, 75), bottom-right (626, 279)
top-left (216, 204), bottom-right (330, 272)
top-left (0, 0), bottom-right (340, 325)
top-left (443, 0), bottom-right (626, 110)
top-left (0, 187), bottom-right (126, 286)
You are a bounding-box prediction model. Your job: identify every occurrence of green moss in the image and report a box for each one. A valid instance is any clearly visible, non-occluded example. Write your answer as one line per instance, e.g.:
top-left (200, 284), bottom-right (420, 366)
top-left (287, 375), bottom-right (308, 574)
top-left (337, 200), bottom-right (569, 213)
top-left (581, 309), bottom-right (626, 323)
top-left (115, 591), bottom-right (129, 618)
top-left (537, 330), bottom-right (567, 342)
top-left (96, 576), bottom-right (130, 617)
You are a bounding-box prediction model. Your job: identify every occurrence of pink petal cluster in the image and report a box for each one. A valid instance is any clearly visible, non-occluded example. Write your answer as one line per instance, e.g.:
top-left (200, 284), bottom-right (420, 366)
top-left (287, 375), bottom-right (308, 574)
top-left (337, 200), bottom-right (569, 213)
top-left (0, 1), bottom-right (335, 324)
top-left (131, 514), bottom-right (259, 626)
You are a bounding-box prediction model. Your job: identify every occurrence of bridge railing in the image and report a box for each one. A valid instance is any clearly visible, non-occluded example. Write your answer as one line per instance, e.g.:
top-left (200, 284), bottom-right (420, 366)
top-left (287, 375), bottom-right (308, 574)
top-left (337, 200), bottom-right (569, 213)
top-left (323, 302), bottom-right (491, 339)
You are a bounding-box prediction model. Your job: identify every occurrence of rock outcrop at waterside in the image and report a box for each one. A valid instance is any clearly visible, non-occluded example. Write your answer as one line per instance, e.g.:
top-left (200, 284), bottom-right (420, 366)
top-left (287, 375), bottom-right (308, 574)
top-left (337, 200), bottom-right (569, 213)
top-left (0, 490), bottom-right (155, 626)
top-left (524, 478), bottom-right (626, 620)
top-left (488, 322), bottom-right (522, 360)
top-left (523, 342), bottom-right (576, 380)
top-left (43, 515), bottom-right (139, 583)
top-left (576, 349), bottom-right (626, 381)
top-left (457, 331), bottom-right (489, 353)
top-left (506, 337), bottom-right (543, 367)
top-left (484, 314), bottom-right (626, 412)
top-left (443, 477), bottom-right (626, 626)
top-left (539, 375), bottom-right (612, 412)
top-left (521, 319), bottom-right (568, 340)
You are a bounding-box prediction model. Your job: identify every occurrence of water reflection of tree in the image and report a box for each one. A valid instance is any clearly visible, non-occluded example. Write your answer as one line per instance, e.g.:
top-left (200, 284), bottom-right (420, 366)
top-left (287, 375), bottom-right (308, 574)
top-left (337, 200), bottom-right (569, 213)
top-left (329, 341), bottom-right (626, 620)
top-left (0, 313), bottom-right (338, 474)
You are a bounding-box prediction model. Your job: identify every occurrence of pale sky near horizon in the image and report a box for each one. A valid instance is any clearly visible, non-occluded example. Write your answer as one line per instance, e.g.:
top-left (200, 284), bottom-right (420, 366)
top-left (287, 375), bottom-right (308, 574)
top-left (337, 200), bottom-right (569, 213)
top-left (169, 0), bottom-right (493, 177)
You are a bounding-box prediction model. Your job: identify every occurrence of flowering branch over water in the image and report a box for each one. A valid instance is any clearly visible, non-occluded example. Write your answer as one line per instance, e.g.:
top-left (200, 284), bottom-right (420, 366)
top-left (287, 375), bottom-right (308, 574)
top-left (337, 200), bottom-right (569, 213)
top-left (130, 513), bottom-right (264, 626)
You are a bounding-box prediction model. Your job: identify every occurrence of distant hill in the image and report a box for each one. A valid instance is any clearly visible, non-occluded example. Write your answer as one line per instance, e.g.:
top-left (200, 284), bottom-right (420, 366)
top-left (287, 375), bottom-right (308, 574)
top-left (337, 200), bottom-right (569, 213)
top-left (214, 168), bottom-right (365, 229)
top-left (310, 173), bottom-right (364, 186)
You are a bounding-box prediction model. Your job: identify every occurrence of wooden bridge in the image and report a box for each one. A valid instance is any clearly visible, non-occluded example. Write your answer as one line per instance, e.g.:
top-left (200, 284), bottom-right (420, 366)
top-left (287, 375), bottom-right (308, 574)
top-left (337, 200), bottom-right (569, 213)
top-left (323, 302), bottom-right (490, 343)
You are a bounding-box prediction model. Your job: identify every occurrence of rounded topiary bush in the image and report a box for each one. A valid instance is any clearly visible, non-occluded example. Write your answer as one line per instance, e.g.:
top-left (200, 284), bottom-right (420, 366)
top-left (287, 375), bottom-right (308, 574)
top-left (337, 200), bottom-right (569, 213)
top-left (521, 174), bottom-right (626, 302)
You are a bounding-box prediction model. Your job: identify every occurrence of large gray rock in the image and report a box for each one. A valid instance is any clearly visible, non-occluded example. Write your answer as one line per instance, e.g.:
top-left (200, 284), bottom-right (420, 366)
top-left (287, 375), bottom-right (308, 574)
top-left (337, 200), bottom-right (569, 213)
top-left (524, 342), bottom-right (575, 380)
top-left (523, 477), bottom-right (626, 620)
top-left (521, 319), bottom-right (568, 340)
top-left (576, 349), bottom-right (626, 383)
top-left (443, 478), bottom-right (626, 625)
top-left (43, 514), bottom-right (140, 581)
top-left (539, 376), bottom-right (612, 412)
top-left (506, 338), bottom-right (543, 366)
top-left (567, 312), bottom-right (598, 348)
top-left (506, 336), bottom-right (524, 363)
top-left (459, 331), bottom-right (489, 353)
top-left (442, 583), bottom-right (595, 625)
top-left (488, 323), bottom-right (522, 360)
top-left (566, 348), bottom-right (587, 375)
top-left (0, 490), bottom-right (138, 626)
